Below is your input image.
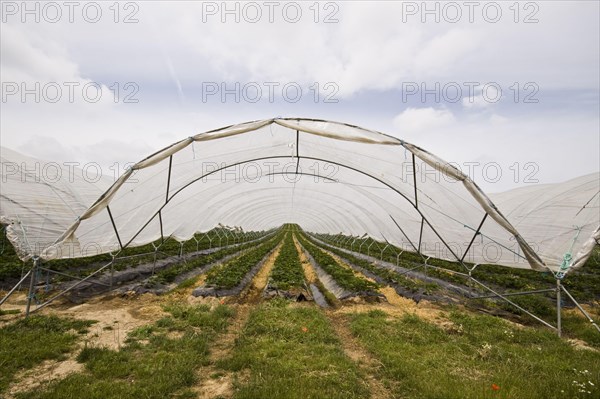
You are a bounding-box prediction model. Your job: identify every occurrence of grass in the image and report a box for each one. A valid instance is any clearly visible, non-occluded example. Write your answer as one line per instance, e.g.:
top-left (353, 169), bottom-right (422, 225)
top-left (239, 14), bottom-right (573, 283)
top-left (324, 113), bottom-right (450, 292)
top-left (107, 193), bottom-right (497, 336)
top-left (269, 232), bottom-right (305, 291)
top-left (349, 309), bottom-right (600, 399)
top-left (14, 303), bottom-right (235, 399)
top-left (3, 300), bottom-right (600, 398)
top-left (218, 299), bottom-right (369, 399)
top-left (296, 233), bottom-right (378, 293)
top-left (0, 315), bottom-right (95, 393)
top-left (0, 308), bottom-right (21, 316)
top-left (561, 310), bottom-right (600, 348)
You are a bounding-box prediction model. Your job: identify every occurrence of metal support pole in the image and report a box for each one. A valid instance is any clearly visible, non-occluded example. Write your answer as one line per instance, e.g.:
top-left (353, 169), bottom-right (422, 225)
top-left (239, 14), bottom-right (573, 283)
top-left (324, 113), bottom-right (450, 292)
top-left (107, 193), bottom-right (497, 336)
top-left (469, 276), bottom-right (557, 331)
top-left (471, 288), bottom-right (555, 300)
top-left (109, 254), bottom-right (116, 289)
top-left (367, 241), bottom-right (374, 257)
top-left (351, 237), bottom-right (356, 251)
top-left (152, 243), bottom-right (158, 275)
top-left (31, 261), bottom-right (116, 314)
top-left (561, 284), bottom-right (600, 334)
top-left (381, 244), bottom-right (389, 260)
top-left (344, 235), bottom-right (353, 248)
top-left (1, 269), bottom-right (32, 306)
top-left (37, 267), bottom-right (111, 288)
top-left (179, 242), bottom-right (184, 258)
top-left (25, 257), bottom-right (39, 317)
top-left (556, 279), bottom-right (562, 338)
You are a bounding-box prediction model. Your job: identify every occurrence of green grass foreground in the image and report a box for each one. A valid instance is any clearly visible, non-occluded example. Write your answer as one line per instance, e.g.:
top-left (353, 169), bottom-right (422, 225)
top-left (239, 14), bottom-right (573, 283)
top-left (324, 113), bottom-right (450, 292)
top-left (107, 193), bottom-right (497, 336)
top-left (2, 300), bottom-right (599, 398)
top-left (6, 303), bottom-right (234, 399)
top-left (0, 315), bottom-right (94, 392)
top-left (218, 299), bottom-right (369, 399)
top-left (350, 309), bottom-right (600, 399)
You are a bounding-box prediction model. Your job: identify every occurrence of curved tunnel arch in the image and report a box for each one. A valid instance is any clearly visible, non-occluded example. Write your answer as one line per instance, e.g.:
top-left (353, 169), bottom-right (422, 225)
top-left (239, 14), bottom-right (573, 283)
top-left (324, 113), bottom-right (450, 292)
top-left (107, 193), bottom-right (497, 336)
top-left (121, 154), bottom-right (431, 252)
top-left (169, 174), bottom-right (392, 236)
top-left (29, 118), bottom-right (554, 272)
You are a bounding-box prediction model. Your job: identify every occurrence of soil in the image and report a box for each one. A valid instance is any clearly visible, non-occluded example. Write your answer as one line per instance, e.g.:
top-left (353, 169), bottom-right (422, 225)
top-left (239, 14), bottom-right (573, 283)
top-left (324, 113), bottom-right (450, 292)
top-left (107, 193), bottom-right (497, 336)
top-left (327, 312), bottom-right (396, 399)
top-left (193, 242), bottom-right (282, 398)
top-left (5, 357), bottom-right (83, 399)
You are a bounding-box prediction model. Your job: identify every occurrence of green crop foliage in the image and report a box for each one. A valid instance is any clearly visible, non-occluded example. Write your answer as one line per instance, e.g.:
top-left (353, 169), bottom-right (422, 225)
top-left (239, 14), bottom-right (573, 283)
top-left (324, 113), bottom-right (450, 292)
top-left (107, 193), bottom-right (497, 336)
top-left (296, 233), bottom-right (377, 293)
top-left (311, 235), bottom-right (439, 295)
top-left (204, 232), bottom-right (284, 289)
top-left (150, 232), bottom-right (277, 285)
top-left (269, 232), bottom-right (305, 291)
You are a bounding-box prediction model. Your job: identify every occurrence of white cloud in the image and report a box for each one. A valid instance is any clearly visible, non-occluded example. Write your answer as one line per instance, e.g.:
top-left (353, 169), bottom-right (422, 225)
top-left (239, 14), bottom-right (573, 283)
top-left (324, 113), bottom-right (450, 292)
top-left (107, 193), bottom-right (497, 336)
top-left (462, 84), bottom-right (502, 109)
top-left (489, 114), bottom-right (509, 125)
top-left (0, 1), bottom-right (597, 193)
top-left (393, 107), bottom-right (456, 134)
top-left (0, 24), bottom-right (114, 107)
top-left (413, 28), bottom-right (482, 77)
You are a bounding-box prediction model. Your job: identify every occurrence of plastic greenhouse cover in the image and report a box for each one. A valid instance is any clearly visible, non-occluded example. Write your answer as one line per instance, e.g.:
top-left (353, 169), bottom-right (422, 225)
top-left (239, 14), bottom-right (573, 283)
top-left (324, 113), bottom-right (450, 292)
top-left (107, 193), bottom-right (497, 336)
top-left (1, 118), bottom-right (598, 276)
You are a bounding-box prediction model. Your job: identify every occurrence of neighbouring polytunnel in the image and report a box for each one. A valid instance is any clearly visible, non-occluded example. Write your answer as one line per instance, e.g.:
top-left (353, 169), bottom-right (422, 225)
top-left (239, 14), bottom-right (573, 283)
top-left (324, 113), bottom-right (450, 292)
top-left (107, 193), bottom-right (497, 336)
top-left (1, 118), bottom-right (599, 277)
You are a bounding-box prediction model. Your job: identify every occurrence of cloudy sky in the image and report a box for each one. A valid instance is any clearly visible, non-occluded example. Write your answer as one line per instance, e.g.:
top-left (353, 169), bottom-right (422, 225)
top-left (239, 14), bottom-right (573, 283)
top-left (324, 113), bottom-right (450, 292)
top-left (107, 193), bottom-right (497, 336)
top-left (1, 0), bottom-right (598, 192)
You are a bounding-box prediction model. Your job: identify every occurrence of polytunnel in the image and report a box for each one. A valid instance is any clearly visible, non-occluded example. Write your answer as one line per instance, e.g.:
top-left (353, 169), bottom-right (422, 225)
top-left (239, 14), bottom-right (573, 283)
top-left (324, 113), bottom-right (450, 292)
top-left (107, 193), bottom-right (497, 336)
top-left (1, 118), bottom-right (598, 276)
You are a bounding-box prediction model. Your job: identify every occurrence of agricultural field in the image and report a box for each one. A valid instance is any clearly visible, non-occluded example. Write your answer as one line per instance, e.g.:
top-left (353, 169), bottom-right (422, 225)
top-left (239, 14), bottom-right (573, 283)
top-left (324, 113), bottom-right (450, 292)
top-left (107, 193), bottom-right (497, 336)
top-left (1, 224), bottom-right (599, 399)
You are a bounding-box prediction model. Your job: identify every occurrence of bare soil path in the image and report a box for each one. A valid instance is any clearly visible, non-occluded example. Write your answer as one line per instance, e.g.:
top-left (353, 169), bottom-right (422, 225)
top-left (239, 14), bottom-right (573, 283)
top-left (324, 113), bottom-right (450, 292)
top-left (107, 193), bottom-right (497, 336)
top-left (193, 242), bottom-right (283, 399)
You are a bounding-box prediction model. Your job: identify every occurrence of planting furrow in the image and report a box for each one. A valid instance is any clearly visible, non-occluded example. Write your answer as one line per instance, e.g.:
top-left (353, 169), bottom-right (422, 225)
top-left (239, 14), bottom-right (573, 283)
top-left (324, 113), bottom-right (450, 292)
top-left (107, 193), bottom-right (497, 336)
top-left (264, 232), bottom-right (310, 301)
top-left (296, 233), bottom-right (379, 300)
top-left (35, 233), bottom-right (276, 302)
top-left (293, 235), bottom-right (334, 308)
top-left (193, 233), bottom-right (284, 297)
top-left (309, 235), bottom-right (480, 301)
top-left (239, 242), bottom-right (282, 304)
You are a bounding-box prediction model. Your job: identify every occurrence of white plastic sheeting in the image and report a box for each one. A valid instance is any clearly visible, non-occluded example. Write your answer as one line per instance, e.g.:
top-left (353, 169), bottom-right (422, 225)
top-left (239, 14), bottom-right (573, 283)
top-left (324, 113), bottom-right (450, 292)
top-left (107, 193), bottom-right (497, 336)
top-left (0, 147), bottom-right (112, 260)
top-left (1, 118), bottom-right (598, 275)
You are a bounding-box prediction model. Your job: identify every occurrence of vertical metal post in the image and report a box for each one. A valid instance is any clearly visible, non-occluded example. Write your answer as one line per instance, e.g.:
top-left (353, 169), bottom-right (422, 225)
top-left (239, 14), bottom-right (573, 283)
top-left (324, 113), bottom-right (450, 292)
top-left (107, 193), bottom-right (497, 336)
top-left (381, 244), bottom-right (389, 260)
top-left (25, 257), bottom-right (39, 317)
top-left (556, 279), bottom-right (562, 338)
top-left (179, 242), bottom-right (184, 258)
top-left (152, 244), bottom-right (158, 275)
top-left (367, 241), bottom-right (374, 257)
top-left (109, 254), bottom-right (116, 289)
top-left (344, 236), bottom-right (352, 248)
top-left (359, 239), bottom-right (366, 253)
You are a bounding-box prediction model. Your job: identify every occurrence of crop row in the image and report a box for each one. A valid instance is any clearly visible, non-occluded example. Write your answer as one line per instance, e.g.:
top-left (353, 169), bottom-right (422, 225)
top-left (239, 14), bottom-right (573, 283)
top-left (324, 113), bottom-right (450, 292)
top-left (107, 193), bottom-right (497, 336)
top-left (269, 232), bottom-right (305, 291)
top-left (204, 232), bottom-right (284, 289)
top-left (0, 227), bottom-right (265, 281)
top-left (317, 232), bottom-right (600, 302)
top-left (296, 233), bottom-right (377, 293)
top-left (151, 231), bottom-right (278, 285)
top-left (306, 235), bottom-right (438, 295)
